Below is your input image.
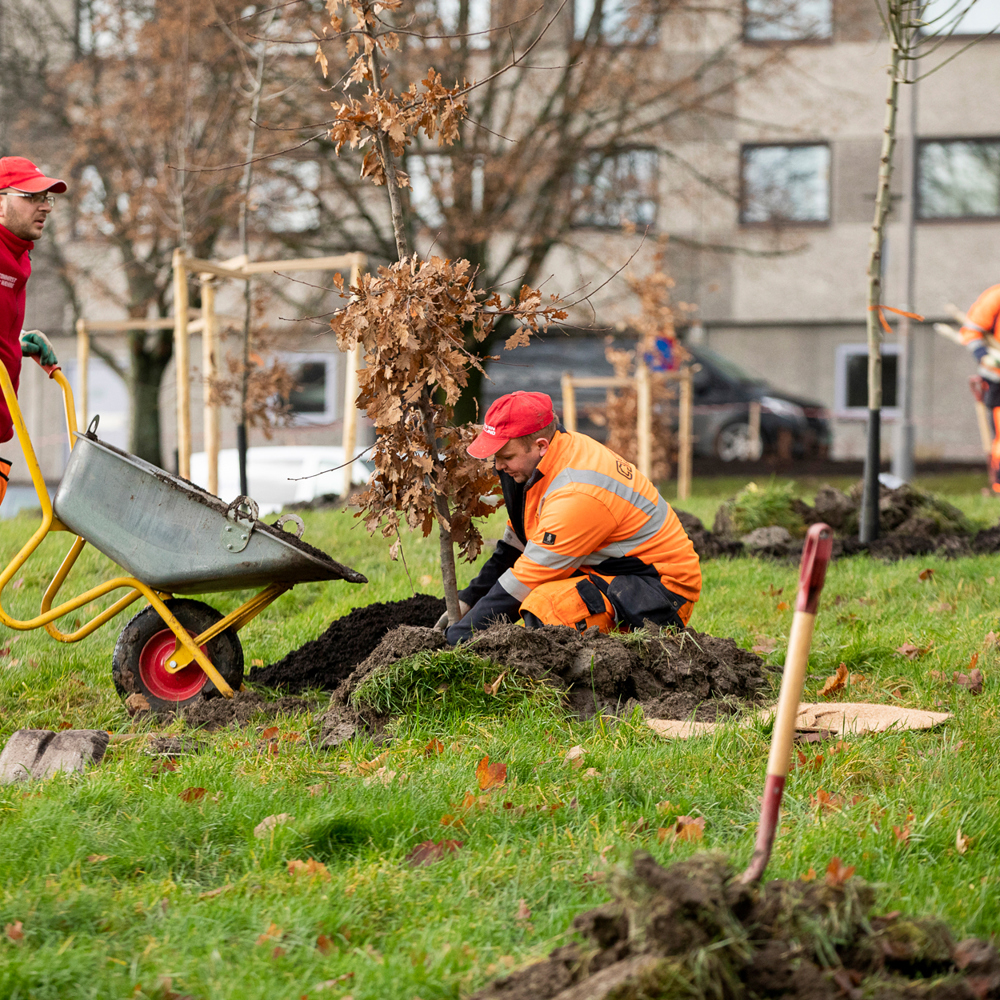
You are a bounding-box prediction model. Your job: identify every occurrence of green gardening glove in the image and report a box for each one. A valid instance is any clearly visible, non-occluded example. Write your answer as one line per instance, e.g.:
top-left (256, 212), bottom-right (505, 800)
top-left (19, 330), bottom-right (58, 367)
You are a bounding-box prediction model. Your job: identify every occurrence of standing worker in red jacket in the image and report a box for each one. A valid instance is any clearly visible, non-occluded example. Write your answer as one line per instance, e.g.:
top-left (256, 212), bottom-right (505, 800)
top-left (960, 285), bottom-right (1000, 494)
top-left (440, 391), bottom-right (702, 644)
top-left (0, 156), bottom-right (66, 509)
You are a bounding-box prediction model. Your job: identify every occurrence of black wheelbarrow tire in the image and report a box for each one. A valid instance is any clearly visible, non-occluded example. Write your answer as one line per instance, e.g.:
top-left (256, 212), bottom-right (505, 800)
top-left (112, 598), bottom-right (244, 712)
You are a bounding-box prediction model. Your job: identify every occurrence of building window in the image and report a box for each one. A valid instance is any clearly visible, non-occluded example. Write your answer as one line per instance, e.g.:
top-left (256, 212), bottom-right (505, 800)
top-left (917, 139), bottom-right (1000, 220)
top-left (834, 344), bottom-right (899, 416)
top-left (920, 0), bottom-right (1000, 35)
top-left (740, 143), bottom-right (830, 225)
top-left (573, 0), bottom-right (657, 43)
top-left (743, 0), bottom-right (833, 40)
top-left (572, 149), bottom-right (658, 228)
top-left (281, 354), bottom-right (338, 424)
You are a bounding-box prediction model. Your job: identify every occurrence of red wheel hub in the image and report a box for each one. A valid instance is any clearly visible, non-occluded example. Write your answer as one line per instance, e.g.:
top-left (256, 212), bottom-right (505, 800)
top-left (138, 629), bottom-right (209, 702)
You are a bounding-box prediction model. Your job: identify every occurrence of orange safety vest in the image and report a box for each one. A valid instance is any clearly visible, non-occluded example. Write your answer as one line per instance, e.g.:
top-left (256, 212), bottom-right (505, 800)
top-left (961, 284), bottom-right (1000, 348)
top-left (494, 430), bottom-right (701, 620)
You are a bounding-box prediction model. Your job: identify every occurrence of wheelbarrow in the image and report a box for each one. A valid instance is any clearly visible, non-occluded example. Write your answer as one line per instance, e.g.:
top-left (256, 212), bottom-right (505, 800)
top-left (0, 356), bottom-right (366, 711)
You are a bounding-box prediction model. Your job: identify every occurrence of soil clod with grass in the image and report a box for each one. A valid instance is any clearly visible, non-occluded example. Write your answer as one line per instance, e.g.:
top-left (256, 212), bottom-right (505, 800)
top-left (470, 851), bottom-right (1000, 1000)
top-left (248, 593), bottom-right (446, 693)
top-left (319, 621), bottom-right (771, 745)
top-left (680, 479), bottom-right (1000, 563)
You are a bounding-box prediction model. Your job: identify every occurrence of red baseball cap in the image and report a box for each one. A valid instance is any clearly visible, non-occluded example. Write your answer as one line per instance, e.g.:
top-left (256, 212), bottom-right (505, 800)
top-left (468, 391), bottom-right (556, 459)
top-left (0, 156), bottom-right (67, 194)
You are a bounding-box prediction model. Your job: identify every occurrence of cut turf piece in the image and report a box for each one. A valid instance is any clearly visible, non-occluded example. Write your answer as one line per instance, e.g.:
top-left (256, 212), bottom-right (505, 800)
top-left (319, 621), bottom-right (772, 742)
top-left (468, 850), bottom-right (1000, 1000)
top-left (248, 593), bottom-right (446, 692)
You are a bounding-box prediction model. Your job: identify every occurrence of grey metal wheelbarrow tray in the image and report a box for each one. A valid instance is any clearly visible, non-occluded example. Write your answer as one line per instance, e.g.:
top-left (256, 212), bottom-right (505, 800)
top-left (52, 433), bottom-right (366, 594)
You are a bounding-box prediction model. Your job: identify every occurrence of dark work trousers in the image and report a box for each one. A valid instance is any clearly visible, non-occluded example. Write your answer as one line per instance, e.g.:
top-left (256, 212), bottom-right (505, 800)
top-left (985, 381), bottom-right (1000, 493)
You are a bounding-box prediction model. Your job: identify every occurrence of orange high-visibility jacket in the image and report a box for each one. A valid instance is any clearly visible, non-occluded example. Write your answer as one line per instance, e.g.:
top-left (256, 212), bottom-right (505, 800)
top-left (455, 431), bottom-right (701, 640)
top-left (961, 285), bottom-right (1000, 372)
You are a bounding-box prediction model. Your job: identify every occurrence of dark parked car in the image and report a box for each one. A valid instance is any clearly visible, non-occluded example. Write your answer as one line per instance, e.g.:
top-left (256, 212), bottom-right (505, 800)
top-left (688, 347), bottom-right (831, 461)
top-left (482, 337), bottom-right (831, 461)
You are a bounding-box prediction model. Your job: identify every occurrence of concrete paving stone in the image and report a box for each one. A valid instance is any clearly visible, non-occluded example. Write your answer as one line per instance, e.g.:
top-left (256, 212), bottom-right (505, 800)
top-left (32, 730), bottom-right (110, 779)
top-left (0, 729), bottom-right (56, 784)
top-left (0, 729), bottom-right (110, 783)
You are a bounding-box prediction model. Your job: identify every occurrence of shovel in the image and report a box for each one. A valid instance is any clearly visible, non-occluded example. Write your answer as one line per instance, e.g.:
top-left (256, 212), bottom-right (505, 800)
top-left (739, 522), bottom-right (834, 884)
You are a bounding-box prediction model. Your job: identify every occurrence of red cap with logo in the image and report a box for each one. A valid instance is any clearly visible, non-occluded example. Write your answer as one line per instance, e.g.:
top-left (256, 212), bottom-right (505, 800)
top-left (0, 156), bottom-right (67, 194)
top-left (468, 391), bottom-right (556, 459)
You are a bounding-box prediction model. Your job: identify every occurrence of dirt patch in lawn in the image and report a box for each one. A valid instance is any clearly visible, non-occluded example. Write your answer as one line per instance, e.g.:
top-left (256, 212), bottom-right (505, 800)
top-left (132, 690), bottom-right (322, 731)
top-left (319, 621), bottom-right (771, 744)
top-left (248, 593), bottom-right (446, 693)
top-left (469, 850), bottom-right (1000, 1000)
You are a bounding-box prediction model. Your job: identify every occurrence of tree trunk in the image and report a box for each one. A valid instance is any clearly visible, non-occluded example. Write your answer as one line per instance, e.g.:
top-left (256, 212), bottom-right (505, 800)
top-left (128, 330), bottom-right (172, 467)
top-left (363, 5), bottom-right (462, 621)
top-left (860, 22), bottom-right (901, 543)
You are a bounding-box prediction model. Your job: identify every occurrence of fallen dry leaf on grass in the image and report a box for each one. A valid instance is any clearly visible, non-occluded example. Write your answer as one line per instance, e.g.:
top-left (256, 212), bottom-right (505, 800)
top-left (198, 886), bottom-right (228, 899)
top-left (256, 922), bottom-right (282, 946)
top-left (515, 899), bottom-right (532, 921)
top-left (251, 658), bottom-right (264, 667)
top-left (918, 568), bottom-right (935, 582)
top-left (313, 973), bottom-right (354, 992)
top-left (825, 857), bottom-right (855, 887)
top-left (582, 767), bottom-right (601, 779)
top-left (423, 738), bottom-right (444, 756)
top-left (953, 668), bottom-right (984, 695)
top-left (984, 631), bottom-right (999, 648)
top-left (776, 601), bottom-right (790, 612)
top-left (810, 788), bottom-right (844, 812)
top-left (287, 858), bottom-right (330, 881)
top-left (928, 602), bottom-right (956, 614)
top-left (751, 636), bottom-right (779, 655)
top-left (484, 671), bottom-right (507, 696)
top-left (316, 933), bottom-right (335, 955)
top-left (253, 813), bottom-right (293, 839)
top-left (819, 664), bottom-right (849, 697)
top-left (564, 745), bottom-right (585, 769)
top-left (765, 585), bottom-right (784, 596)
top-left (178, 787), bottom-right (206, 803)
top-left (800, 867), bottom-right (817, 882)
top-left (896, 642), bottom-right (931, 660)
top-left (476, 756), bottom-right (507, 790)
top-left (357, 751), bottom-right (390, 775)
top-left (672, 816), bottom-right (705, 842)
top-left (893, 824), bottom-right (911, 846)
top-left (86, 854), bottom-right (109, 863)
top-left (404, 839), bottom-right (463, 867)
top-left (124, 692), bottom-right (150, 716)
top-left (5, 921), bottom-right (24, 943)
top-left (261, 726), bottom-right (279, 740)
top-left (307, 783), bottom-right (329, 796)
top-left (956, 828), bottom-right (972, 854)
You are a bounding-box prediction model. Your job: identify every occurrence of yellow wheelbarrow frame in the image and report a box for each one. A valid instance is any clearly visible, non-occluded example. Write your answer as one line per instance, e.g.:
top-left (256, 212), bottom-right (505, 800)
top-left (0, 360), bottom-right (293, 699)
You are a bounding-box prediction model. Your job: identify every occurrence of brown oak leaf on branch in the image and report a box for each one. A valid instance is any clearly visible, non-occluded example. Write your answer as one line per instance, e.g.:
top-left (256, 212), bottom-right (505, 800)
top-left (331, 256), bottom-right (565, 563)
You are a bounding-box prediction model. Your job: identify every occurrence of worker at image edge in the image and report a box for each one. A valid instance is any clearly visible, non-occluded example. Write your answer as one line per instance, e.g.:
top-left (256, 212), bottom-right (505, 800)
top-left (440, 391), bottom-right (702, 645)
top-left (960, 285), bottom-right (1000, 493)
top-left (0, 156), bottom-right (65, 509)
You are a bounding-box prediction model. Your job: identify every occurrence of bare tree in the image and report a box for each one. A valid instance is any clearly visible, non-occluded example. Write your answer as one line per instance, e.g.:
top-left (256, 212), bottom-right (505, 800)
top-left (263, 0), bottom-right (788, 420)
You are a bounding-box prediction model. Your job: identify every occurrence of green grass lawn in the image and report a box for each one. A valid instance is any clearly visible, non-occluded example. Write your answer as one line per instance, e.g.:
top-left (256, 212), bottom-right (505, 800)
top-left (1, 475), bottom-right (999, 999)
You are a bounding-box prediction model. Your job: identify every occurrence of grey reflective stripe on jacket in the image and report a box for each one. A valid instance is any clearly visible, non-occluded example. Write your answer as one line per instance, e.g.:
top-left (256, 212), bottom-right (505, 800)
top-left (499, 568), bottom-right (532, 601)
top-left (539, 466), bottom-right (671, 563)
top-left (502, 525), bottom-right (525, 552)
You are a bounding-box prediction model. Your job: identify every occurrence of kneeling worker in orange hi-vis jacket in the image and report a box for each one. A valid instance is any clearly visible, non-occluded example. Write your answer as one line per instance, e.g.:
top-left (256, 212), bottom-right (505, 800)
top-left (441, 391), bottom-right (702, 645)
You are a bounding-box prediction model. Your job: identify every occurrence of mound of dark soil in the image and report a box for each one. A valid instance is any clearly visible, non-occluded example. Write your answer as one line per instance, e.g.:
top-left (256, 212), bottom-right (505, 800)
top-left (469, 851), bottom-right (1000, 1000)
top-left (679, 480), bottom-right (1000, 563)
top-left (319, 621), bottom-right (771, 744)
top-left (248, 593), bottom-right (446, 693)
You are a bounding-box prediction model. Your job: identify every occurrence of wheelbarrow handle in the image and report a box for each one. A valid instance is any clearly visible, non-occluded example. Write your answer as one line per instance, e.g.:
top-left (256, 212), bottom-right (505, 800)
top-left (740, 522), bottom-right (833, 884)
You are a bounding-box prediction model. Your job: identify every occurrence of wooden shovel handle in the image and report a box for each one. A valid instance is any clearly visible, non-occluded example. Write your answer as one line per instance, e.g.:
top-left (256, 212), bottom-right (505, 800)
top-left (740, 523), bottom-right (833, 884)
